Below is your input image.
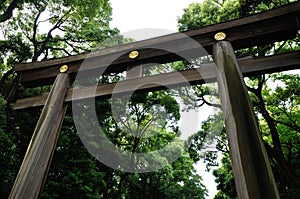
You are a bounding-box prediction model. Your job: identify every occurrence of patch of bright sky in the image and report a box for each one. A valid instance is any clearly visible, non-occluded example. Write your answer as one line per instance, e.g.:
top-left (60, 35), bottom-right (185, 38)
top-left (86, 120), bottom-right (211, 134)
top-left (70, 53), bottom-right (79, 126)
top-left (110, 0), bottom-right (203, 40)
top-left (110, 1), bottom-right (220, 198)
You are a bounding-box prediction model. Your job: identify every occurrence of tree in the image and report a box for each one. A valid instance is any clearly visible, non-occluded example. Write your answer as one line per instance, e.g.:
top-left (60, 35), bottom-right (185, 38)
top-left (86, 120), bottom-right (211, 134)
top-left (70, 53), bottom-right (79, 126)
top-left (52, 88), bottom-right (208, 198)
top-left (178, 0), bottom-right (300, 198)
top-left (178, 0), bottom-right (240, 32)
top-left (0, 0), bottom-right (118, 197)
top-left (0, 0), bottom-right (119, 101)
top-left (92, 91), bottom-right (208, 198)
top-left (211, 73), bottom-right (300, 198)
top-left (0, 94), bottom-right (19, 198)
top-left (247, 73), bottom-right (300, 197)
top-left (213, 154), bottom-right (236, 199)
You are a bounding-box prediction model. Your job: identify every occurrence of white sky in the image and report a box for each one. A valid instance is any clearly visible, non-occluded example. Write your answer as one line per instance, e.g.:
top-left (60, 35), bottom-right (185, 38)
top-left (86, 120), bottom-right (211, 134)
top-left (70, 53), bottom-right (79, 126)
top-left (110, 1), bottom-right (219, 198)
top-left (110, 0), bottom-right (203, 39)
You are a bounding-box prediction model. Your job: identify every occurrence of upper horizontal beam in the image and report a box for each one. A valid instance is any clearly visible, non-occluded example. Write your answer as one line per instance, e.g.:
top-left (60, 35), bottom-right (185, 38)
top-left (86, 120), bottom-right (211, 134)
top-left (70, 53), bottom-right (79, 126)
top-left (15, 2), bottom-right (300, 87)
top-left (14, 51), bottom-right (300, 110)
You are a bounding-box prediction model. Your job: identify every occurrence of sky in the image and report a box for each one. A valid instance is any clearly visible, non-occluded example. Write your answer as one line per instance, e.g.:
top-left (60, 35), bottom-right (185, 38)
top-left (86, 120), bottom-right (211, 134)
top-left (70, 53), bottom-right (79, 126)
top-left (110, 0), bottom-right (203, 39)
top-left (109, 1), bottom-right (219, 198)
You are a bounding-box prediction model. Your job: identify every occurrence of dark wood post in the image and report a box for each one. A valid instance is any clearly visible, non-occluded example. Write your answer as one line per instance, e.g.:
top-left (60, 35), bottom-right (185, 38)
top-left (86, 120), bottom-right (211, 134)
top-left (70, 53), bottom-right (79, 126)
top-left (9, 67), bottom-right (70, 199)
top-left (126, 65), bottom-right (143, 79)
top-left (213, 40), bottom-right (280, 199)
top-left (127, 50), bottom-right (143, 79)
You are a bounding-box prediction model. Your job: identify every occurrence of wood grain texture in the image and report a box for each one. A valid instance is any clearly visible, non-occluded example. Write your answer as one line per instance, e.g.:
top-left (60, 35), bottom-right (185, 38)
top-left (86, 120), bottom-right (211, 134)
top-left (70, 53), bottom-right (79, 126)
top-left (14, 51), bottom-right (300, 110)
top-left (213, 41), bottom-right (279, 199)
top-left (126, 65), bottom-right (143, 79)
top-left (15, 2), bottom-right (300, 87)
top-left (9, 73), bottom-right (70, 199)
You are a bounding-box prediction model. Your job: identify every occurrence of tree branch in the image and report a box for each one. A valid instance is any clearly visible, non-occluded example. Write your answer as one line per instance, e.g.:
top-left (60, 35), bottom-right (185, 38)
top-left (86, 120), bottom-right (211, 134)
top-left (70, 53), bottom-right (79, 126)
top-left (37, 15), bottom-right (59, 26)
top-left (201, 95), bottom-right (222, 109)
top-left (195, 85), bottom-right (222, 109)
top-left (247, 76), bottom-right (298, 185)
top-left (274, 41), bottom-right (287, 54)
top-left (32, 10), bottom-right (43, 58)
top-left (32, 10), bottom-right (70, 61)
top-left (0, 67), bottom-right (14, 86)
top-left (272, 119), bottom-right (300, 132)
top-left (0, 0), bottom-right (19, 22)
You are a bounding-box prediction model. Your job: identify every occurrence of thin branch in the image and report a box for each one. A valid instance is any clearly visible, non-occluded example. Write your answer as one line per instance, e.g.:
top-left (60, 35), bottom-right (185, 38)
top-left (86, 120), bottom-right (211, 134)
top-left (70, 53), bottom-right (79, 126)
top-left (41, 48), bottom-right (49, 61)
top-left (195, 85), bottom-right (222, 109)
top-left (201, 95), bottom-right (222, 109)
top-left (139, 117), bottom-right (156, 138)
top-left (65, 40), bottom-right (88, 53)
top-left (37, 15), bottom-right (59, 26)
top-left (273, 119), bottom-right (300, 132)
top-left (246, 85), bottom-right (257, 94)
top-left (33, 10), bottom-right (71, 61)
top-left (0, 67), bottom-right (14, 85)
top-left (5, 74), bottom-right (20, 103)
top-left (49, 47), bottom-right (72, 56)
top-left (274, 41), bottom-right (287, 54)
top-left (58, 27), bottom-right (67, 32)
top-left (32, 10), bottom-right (43, 55)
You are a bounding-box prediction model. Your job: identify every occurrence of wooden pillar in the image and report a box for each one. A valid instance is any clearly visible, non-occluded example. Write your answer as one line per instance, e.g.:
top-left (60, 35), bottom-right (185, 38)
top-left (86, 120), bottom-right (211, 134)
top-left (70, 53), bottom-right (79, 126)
top-left (213, 40), bottom-right (279, 199)
top-left (127, 50), bottom-right (143, 79)
top-left (126, 65), bottom-right (143, 79)
top-left (9, 67), bottom-right (70, 199)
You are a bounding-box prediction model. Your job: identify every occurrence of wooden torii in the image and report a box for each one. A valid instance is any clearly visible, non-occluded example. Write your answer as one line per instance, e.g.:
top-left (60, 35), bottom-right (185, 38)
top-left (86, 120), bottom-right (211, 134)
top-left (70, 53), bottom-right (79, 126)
top-left (9, 2), bottom-right (300, 198)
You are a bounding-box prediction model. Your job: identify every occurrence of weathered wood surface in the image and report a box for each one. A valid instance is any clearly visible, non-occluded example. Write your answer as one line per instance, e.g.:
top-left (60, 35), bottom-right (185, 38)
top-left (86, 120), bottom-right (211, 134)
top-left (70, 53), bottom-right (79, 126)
top-left (15, 1), bottom-right (300, 87)
top-left (126, 65), bottom-right (143, 79)
top-left (9, 73), bottom-right (70, 199)
top-left (213, 41), bottom-right (279, 198)
top-left (14, 51), bottom-right (300, 110)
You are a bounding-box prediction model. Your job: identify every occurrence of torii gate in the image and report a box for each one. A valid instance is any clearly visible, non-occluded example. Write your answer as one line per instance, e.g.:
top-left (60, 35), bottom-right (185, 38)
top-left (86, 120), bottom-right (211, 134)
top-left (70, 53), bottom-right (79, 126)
top-left (9, 2), bottom-right (300, 198)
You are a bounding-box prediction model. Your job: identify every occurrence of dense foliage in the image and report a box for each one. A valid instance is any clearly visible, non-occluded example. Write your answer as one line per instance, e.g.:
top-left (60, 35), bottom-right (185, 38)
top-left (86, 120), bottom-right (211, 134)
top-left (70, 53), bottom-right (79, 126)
top-left (178, 0), bottom-right (300, 198)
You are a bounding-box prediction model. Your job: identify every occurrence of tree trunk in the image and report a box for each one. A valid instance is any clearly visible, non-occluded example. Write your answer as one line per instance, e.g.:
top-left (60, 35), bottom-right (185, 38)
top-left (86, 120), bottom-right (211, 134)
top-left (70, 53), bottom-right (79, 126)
top-left (256, 88), bottom-right (298, 185)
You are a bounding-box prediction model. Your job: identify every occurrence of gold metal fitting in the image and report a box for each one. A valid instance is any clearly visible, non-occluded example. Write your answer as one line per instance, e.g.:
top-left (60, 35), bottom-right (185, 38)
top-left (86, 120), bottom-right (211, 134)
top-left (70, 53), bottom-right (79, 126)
top-left (60, 65), bottom-right (68, 73)
top-left (129, 50), bottom-right (139, 59)
top-left (214, 32), bottom-right (226, 41)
